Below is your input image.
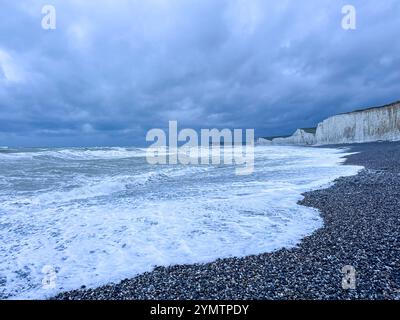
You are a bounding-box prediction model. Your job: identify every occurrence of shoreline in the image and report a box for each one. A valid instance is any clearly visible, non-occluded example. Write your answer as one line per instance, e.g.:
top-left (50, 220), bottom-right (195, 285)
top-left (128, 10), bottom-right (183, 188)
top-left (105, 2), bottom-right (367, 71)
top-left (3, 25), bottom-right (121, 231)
top-left (54, 142), bottom-right (400, 300)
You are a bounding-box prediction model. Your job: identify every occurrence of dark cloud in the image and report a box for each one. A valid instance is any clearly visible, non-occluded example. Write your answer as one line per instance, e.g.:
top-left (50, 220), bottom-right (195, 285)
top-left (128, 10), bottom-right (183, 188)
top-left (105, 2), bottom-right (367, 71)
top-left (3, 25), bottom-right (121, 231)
top-left (0, 0), bottom-right (399, 146)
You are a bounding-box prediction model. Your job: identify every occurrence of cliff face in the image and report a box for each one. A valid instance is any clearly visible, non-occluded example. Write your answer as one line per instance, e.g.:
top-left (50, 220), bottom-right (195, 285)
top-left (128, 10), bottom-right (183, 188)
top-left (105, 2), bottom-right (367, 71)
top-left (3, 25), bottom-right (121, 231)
top-left (316, 102), bottom-right (400, 145)
top-left (272, 129), bottom-right (316, 146)
top-left (257, 101), bottom-right (400, 146)
top-left (257, 138), bottom-right (272, 145)
top-left (257, 129), bottom-right (316, 146)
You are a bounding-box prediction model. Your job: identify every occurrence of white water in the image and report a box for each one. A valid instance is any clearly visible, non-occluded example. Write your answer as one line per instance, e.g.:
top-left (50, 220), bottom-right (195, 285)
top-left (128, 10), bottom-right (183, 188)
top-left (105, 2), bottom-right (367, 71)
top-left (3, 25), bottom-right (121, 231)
top-left (0, 146), bottom-right (362, 299)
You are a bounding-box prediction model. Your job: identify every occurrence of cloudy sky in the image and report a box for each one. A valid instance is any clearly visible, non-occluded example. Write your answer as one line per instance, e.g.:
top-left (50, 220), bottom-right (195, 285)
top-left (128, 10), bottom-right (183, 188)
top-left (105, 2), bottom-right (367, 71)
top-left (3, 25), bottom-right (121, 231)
top-left (0, 0), bottom-right (399, 147)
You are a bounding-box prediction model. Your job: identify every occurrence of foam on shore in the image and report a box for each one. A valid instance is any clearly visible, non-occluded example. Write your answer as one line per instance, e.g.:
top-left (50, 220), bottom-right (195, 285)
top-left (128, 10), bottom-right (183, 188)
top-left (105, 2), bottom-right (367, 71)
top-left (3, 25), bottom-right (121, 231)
top-left (0, 146), bottom-right (362, 299)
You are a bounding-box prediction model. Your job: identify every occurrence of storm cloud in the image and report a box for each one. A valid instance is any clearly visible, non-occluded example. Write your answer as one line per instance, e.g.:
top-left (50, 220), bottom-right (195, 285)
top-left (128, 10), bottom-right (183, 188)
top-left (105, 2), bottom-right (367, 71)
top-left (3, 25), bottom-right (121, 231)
top-left (0, 0), bottom-right (399, 146)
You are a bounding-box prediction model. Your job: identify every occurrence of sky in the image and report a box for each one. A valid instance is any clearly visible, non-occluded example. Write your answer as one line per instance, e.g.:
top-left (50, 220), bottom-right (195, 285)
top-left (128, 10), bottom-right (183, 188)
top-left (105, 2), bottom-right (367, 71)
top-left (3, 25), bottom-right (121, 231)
top-left (0, 0), bottom-right (399, 147)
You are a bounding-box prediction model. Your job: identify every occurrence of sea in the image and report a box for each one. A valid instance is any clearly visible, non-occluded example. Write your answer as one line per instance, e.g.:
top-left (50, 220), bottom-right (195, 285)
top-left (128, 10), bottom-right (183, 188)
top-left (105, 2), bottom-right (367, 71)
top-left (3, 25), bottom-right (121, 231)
top-left (0, 146), bottom-right (362, 299)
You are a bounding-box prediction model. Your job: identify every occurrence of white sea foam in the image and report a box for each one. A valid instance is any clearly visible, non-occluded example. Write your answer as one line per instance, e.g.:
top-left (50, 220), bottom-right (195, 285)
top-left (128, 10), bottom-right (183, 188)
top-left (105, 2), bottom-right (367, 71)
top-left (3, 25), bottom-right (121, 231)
top-left (0, 146), bottom-right (362, 299)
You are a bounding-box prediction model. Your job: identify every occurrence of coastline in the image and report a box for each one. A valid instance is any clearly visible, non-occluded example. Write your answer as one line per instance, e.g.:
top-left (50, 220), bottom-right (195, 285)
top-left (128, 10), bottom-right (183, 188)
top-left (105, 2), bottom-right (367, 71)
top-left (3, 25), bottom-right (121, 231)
top-left (54, 142), bottom-right (400, 300)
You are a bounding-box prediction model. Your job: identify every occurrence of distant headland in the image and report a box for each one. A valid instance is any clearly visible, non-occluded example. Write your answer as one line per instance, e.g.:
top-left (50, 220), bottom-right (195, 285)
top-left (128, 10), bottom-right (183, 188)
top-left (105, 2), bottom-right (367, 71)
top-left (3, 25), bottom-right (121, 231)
top-left (258, 100), bottom-right (400, 146)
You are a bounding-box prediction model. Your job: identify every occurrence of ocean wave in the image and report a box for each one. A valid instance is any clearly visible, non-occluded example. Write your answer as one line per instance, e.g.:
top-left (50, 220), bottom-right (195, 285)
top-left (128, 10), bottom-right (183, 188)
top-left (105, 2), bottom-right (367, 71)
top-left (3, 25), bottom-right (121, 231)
top-left (0, 147), bottom-right (148, 161)
top-left (1, 165), bottom-right (210, 208)
top-left (0, 146), bottom-right (363, 299)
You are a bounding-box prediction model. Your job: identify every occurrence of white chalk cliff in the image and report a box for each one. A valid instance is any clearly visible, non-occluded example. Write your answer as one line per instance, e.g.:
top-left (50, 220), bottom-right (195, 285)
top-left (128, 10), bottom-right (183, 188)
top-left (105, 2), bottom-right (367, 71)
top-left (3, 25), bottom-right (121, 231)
top-left (273, 129), bottom-right (316, 146)
top-left (257, 137), bottom-right (273, 145)
top-left (258, 101), bottom-right (400, 146)
top-left (315, 101), bottom-right (400, 145)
